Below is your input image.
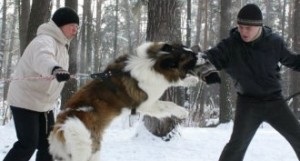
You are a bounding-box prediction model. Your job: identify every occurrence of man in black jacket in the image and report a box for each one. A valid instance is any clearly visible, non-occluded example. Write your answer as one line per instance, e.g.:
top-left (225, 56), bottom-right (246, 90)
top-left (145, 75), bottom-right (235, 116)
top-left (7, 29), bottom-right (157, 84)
top-left (197, 3), bottom-right (300, 161)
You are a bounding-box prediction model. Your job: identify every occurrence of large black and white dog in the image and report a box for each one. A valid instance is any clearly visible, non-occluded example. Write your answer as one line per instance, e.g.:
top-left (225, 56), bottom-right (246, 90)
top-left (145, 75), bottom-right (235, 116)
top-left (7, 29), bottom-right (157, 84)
top-left (48, 42), bottom-right (198, 161)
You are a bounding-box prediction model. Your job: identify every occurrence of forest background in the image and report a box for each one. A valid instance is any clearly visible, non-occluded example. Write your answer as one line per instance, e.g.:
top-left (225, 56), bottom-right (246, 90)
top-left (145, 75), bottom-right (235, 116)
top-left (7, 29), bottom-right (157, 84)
top-left (0, 0), bottom-right (300, 138)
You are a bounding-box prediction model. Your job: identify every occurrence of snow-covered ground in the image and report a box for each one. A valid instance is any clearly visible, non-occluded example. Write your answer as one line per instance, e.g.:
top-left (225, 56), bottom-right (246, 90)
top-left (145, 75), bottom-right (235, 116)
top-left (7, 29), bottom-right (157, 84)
top-left (0, 113), bottom-right (298, 161)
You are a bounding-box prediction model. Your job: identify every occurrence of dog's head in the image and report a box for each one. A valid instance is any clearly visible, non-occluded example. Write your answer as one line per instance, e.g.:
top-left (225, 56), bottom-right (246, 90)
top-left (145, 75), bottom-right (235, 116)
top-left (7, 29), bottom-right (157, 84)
top-left (134, 42), bottom-right (198, 83)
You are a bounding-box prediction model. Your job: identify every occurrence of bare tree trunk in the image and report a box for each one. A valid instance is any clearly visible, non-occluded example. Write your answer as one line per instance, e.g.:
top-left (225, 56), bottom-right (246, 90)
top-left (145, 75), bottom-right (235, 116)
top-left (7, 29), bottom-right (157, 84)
top-left (0, 0), bottom-right (7, 78)
top-left (186, 0), bottom-right (191, 47)
top-left (56, 0), bottom-right (60, 8)
top-left (290, 0), bottom-right (300, 119)
top-left (3, 0), bottom-right (18, 101)
top-left (18, 0), bottom-right (30, 55)
top-left (65, 0), bottom-right (79, 70)
top-left (265, 0), bottom-right (277, 29)
top-left (219, 0), bottom-right (232, 123)
top-left (27, 0), bottom-right (51, 45)
top-left (86, 0), bottom-right (93, 73)
top-left (61, 0), bottom-right (79, 108)
top-left (208, 1), bottom-right (217, 46)
top-left (194, 0), bottom-right (202, 46)
top-left (264, 0), bottom-right (271, 26)
top-left (286, 0), bottom-right (294, 44)
top-left (146, 0), bottom-right (181, 42)
top-left (113, 0), bottom-right (119, 58)
top-left (94, 0), bottom-right (104, 72)
top-left (131, 0), bottom-right (145, 45)
top-left (281, 0), bottom-right (287, 38)
top-left (203, 0), bottom-right (208, 50)
top-left (79, 0), bottom-right (87, 87)
top-left (144, 0), bottom-right (183, 139)
top-left (1, 0), bottom-right (19, 125)
top-left (124, 0), bottom-right (133, 54)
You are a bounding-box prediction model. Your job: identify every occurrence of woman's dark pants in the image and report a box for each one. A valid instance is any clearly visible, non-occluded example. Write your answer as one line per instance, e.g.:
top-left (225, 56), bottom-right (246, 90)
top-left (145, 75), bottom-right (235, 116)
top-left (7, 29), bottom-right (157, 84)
top-left (3, 106), bottom-right (54, 161)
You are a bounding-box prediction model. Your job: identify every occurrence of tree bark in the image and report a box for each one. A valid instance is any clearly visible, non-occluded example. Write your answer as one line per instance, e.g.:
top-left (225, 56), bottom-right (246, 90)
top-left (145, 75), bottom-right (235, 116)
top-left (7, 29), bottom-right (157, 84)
top-left (219, 0), bottom-right (232, 123)
top-left (61, 0), bottom-right (79, 108)
top-left (0, 0), bottom-right (7, 78)
top-left (194, 0), bottom-right (202, 46)
top-left (186, 0), bottom-right (191, 47)
top-left (18, 0), bottom-right (30, 55)
top-left (94, 0), bottom-right (104, 72)
top-left (124, 0), bottom-right (133, 54)
top-left (146, 0), bottom-right (181, 42)
top-left (290, 0), bottom-right (300, 119)
top-left (27, 0), bottom-right (51, 45)
top-left (113, 0), bottom-right (119, 58)
top-left (144, 0), bottom-right (183, 139)
top-left (203, 0), bottom-right (208, 49)
top-left (3, 0), bottom-right (18, 101)
top-left (86, 0), bottom-right (93, 72)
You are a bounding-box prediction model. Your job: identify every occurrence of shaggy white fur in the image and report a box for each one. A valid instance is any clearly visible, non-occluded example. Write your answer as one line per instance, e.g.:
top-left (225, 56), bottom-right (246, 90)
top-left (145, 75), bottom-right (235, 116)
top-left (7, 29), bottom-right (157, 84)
top-left (48, 42), bottom-right (197, 161)
top-left (126, 43), bottom-right (197, 119)
top-left (48, 117), bottom-right (93, 161)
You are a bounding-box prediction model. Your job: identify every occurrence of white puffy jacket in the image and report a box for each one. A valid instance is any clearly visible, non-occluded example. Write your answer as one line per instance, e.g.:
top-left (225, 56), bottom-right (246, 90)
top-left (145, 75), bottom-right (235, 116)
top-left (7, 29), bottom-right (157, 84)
top-left (7, 20), bottom-right (70, 112)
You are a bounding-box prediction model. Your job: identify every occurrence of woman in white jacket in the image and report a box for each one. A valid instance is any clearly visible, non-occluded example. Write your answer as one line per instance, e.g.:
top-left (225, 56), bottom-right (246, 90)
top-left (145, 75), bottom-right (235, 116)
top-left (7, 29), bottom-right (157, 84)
top-left (4, 7), bottom-right (79, 161)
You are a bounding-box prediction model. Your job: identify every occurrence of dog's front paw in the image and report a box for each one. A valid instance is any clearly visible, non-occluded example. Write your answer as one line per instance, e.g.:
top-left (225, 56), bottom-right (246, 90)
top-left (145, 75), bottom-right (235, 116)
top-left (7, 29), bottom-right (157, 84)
top-left (182, 75), bottom-right (199, 87)
top-left (158, 101), bottom-right (189, 119)
top-left (137, 101), bottom-right (190, 119)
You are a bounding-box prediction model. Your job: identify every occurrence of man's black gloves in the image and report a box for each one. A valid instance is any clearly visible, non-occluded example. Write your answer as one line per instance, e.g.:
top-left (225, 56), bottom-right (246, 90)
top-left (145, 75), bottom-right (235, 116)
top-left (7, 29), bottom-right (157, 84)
top-left (52, 66), bottom-right (70, 82)
top-left (201, 65), bottom-right (221, 84)
top-left (194, 62), bottom-right (221, 84)
top-left (192, 52), bottom-right (221, 84)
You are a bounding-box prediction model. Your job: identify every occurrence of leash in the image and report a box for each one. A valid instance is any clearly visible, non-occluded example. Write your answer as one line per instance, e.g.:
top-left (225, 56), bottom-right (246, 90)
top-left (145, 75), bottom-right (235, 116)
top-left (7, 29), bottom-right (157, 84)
top-left (0, 70), bottom-right (119, 83)
top-left (90, 71), bottom-right (112, 80)
top-left (0, 73), bottom-right (92, 84)
top-left (0, 75), bottom-right (55, 83)
top-left (285, 91), bottom-right (300, 102)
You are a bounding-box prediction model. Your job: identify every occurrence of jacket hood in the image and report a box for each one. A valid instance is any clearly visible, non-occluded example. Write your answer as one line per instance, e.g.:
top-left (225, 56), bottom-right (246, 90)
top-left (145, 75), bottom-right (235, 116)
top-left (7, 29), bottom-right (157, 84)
top-left (37, 20), bottom-right (70, 46)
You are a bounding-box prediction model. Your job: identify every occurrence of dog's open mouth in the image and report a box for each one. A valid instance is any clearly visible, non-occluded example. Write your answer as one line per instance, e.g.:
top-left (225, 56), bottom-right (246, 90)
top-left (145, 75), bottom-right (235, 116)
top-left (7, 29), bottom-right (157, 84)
top-left (182, 52), bottom-right (198, 77)
top-left (157, 44), bottom-right (198, 81)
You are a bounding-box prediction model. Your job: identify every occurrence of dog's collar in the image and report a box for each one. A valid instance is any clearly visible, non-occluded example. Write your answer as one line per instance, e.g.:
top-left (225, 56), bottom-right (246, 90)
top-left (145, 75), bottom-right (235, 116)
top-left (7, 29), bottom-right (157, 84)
top-left (90, 71), bottom-right (112, 80)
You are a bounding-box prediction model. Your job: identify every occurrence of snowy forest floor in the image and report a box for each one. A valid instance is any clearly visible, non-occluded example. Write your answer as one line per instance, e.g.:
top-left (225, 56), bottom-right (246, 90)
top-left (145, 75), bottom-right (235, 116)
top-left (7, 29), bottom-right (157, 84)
top-left (0, 113), bottom-right (298, 161)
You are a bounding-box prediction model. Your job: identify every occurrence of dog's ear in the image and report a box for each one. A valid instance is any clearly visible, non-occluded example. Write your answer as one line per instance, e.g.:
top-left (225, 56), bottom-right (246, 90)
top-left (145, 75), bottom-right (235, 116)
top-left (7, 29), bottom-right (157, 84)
top-left (160, 44), bottom-right (173, 53)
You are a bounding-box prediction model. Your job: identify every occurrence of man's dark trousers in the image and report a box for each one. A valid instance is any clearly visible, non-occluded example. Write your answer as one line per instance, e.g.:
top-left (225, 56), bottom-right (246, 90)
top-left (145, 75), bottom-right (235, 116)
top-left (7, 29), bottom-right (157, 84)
top-left (219, 95), bottom-right (300, 161)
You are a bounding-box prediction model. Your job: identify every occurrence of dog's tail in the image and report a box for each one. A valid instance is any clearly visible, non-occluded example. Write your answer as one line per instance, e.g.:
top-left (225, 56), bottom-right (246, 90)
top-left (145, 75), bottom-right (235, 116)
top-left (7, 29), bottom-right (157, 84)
top-left (49, 117), bottom-right (92, 161)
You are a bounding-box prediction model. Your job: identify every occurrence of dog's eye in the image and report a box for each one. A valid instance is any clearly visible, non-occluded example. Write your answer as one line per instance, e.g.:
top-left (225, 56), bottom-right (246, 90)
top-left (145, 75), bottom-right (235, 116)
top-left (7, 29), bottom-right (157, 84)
top-left (160, 44), bottom-right (174, 52)
top-left (180, 53), bottom-right (190, 60)
top-left (160, 58), bottom-right (178, 69)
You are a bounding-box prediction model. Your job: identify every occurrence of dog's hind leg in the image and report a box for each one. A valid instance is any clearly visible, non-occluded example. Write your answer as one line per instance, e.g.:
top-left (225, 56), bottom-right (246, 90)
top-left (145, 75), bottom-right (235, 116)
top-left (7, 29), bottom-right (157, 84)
top-left (48, 130), bottom-right (71, 161)
top-left (63, 117), bottom-right (92, 161)
top-left (88, 150), bottom-right (100, 161)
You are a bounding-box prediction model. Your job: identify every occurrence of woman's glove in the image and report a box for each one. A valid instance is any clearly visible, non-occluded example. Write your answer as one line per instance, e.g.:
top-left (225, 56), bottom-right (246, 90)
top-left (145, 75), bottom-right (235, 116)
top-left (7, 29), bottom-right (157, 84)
top-left (52, 67), bottom-right (70, 82)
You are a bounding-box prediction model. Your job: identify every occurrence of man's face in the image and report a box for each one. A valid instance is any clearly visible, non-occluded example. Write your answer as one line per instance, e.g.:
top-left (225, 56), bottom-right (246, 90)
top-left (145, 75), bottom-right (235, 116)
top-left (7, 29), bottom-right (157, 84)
top-left (237, 24), bottom-right (261, 42)
top-left (60, 23), bottom-right (79, 40)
